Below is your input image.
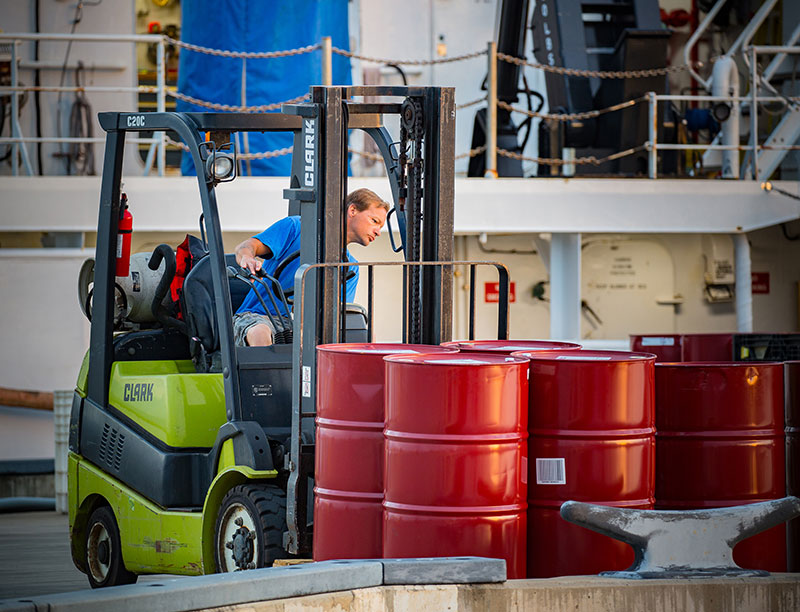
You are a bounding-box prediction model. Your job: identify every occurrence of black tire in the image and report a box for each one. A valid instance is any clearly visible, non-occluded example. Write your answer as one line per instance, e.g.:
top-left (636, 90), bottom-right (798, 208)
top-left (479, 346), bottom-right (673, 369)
top-left (85, 505), bottom-right (137, 588)
top-left (214, 483), bottom-right (289, 572)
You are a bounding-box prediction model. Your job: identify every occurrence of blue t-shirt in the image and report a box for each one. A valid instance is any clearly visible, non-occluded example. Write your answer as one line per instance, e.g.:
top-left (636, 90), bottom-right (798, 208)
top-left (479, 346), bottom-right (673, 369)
top-left (235, 216), bottom-right (359, 316)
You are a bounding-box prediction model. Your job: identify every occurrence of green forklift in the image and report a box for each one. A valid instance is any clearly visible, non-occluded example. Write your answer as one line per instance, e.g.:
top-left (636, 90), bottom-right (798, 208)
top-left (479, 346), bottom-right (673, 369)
top-left (68, 85), bottom-right (509, 587)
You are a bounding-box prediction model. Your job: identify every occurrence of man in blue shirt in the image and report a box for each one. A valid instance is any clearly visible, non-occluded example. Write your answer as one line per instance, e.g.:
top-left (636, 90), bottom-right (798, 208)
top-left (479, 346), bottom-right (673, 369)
top-left (233, 188), bottom-right (389, 346)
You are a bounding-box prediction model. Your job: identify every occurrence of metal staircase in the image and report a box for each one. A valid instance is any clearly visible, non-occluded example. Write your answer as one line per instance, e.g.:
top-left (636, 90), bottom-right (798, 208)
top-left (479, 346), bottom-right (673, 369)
top-left (689, 0), bottom-right (800, 181)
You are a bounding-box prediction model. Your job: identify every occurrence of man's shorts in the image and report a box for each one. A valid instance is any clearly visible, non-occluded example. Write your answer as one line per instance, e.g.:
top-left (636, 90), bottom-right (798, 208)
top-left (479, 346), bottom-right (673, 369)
top-left (233, 311), bottom-right (292, 346)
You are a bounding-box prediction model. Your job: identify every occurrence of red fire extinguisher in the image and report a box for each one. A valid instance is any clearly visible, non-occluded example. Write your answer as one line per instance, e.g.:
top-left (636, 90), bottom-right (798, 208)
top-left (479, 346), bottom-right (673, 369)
top-left (116, 193), bottom-right (133, 277)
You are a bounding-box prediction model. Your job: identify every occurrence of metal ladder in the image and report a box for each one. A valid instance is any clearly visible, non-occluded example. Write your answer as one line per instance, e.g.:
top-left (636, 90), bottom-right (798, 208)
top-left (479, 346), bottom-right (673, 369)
top-left (687, 0), bottom-right (800, 180)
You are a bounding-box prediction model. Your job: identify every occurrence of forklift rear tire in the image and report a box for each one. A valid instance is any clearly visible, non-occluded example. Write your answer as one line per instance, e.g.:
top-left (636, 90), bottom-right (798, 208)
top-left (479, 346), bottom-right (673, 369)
top-left (85, 505), bottom-right (138, 588)
top-left (214, 483), bottom-right (289, 572)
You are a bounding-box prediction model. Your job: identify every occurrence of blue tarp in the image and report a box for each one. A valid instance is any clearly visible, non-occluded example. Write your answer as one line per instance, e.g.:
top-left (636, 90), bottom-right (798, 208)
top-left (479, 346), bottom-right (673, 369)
top-left (177, 0), bottom-right (351, 175)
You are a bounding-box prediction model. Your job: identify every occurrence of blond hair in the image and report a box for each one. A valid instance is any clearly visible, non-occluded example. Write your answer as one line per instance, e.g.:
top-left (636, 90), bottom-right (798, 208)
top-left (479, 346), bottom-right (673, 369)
top-left (346, 188), bottom-right (390, 212)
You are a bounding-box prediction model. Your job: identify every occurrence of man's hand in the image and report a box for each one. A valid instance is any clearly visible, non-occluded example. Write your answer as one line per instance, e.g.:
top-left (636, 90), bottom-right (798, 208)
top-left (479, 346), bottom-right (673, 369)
top-left (235, 238), bottom-right (270, 276)
top-left (238, 252), bottom-right (262, 276)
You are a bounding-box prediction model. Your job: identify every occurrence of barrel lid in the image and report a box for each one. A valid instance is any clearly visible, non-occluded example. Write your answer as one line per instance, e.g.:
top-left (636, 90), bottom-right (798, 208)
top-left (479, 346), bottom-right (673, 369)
top-left (511, 349), bottom-right (656, 362)
top-left (441, 339), bottom-right (581, 352)
top-left (655, 360), bottom-right (783, 367)
top-left (317, 343), bottom-right (457, 355)
top-left (384, 351), bottom-right (529, 366)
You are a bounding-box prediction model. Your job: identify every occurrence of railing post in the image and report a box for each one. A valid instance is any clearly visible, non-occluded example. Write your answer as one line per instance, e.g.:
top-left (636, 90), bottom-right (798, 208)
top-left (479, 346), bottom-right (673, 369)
top-left (648, 91), bottom-right (657, 179)
top-left (156, 36), bottom-right (166, 176)
top-left (9, 39), bottom-right (33, 176)
top-left (486, 40), bottom-right (498, 178)
top-left (750, 46), bottom-right (759, 180)
top-left (321, 36), bottom-right (332, 86)
top-left (10, 39), bottom-right (19, 176)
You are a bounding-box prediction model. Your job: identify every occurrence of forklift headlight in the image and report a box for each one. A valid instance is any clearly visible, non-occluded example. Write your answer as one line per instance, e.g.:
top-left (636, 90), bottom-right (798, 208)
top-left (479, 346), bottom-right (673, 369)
top-left (207, 153), bottom-right (235, 182)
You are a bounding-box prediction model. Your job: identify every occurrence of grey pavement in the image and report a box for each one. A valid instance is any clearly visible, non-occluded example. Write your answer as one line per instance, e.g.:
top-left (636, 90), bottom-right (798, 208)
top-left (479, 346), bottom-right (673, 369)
top-left (0, 510), bottom-right (180, 599)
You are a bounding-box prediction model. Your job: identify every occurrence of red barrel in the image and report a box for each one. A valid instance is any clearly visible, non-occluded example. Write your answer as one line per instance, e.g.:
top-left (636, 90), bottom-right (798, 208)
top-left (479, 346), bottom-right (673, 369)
top-left (442, 339), bottom-right (581, 354)
top-left (383, 352), bottom-right (529, 578)
top-left (681, 333), bottom-right (733, 361)
top-left (313, 343), bottom-right (457, 561)
top-left (512, 349), bottom-right (656, 578)
top-left (630, 334), bottom-right (682, 362)
top-left (784, 361), bottom-right (800, 572)
top-left (655, 362), bottom-right (786, 572)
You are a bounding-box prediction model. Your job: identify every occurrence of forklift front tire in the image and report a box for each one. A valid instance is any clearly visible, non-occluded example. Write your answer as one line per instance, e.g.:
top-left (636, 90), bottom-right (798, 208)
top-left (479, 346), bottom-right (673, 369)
top-left (214, 484), bottom-right (289, 572)
top-left (85, 506), bottom-right (138, 588)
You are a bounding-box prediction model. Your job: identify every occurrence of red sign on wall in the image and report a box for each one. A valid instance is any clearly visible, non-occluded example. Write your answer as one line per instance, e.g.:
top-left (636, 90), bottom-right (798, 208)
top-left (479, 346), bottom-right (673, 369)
top-left (485, 282), bottom-right (516, 303)
top-left (751, 272), bottom-right (770, 294)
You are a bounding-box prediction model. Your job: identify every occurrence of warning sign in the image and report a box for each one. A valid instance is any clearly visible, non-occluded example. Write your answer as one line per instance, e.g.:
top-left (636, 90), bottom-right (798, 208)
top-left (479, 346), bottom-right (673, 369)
top-left (752, 272), bottom-right (770, 294)
top-left (485, 282), bottom-right (516, 303)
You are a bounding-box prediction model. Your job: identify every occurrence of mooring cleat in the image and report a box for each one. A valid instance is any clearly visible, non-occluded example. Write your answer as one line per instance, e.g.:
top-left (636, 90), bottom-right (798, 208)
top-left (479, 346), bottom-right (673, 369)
top-left (560, 496), bottom-right (800, 579)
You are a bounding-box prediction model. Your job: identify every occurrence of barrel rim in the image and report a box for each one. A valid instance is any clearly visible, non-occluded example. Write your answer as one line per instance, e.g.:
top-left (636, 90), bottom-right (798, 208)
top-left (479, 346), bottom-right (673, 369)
top-left (383, 352), bottom-right (530, 366)
top-left (316, 417), bottom-right (384, 430)
top-left (441, 339), bottom-right (582, 352)
top-left (512, 349), bottom-right (657, 362)
top-left (654, 360), bottom-right (784, 368)
top-left (313, 487), bottom-right (384, 501)
top-left (317, 343), bottom-right (458, 355)
top-left (385, 430), bottom-right (528, 442)
top-left (383, 500), bottom-right (527, 515)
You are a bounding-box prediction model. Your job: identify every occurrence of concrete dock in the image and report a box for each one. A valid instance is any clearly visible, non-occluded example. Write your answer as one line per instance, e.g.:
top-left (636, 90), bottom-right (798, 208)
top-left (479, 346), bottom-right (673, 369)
top-left (1, 509), bottom-right (798, 612)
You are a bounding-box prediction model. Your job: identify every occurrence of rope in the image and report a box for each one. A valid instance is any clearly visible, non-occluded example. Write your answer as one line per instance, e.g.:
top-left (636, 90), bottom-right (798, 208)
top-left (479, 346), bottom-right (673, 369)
top-left (167, 91), bottom-right (310, 113)
top-left (762, 181), bottom-right (800, 201)
top-left (332, 46), bottom-right (487, 65)
top-left (164, 135), bottom-right (292, 159)
top-left (497, 96), bottom-right (646, 122)
top-left (164, 36), bottom-right (319, 59)
top-left (239, 147), bottom-right (293, 160)
top-left (456, 145), bottom-right (487, 160)
top-left (139, 86), bottom-right (310, 113)
top-left (497, 51), bottom-right (697, 79)
top-left (349, 148), bottom-right (385, 162)
top-left (457, 96), bottom-right (487, 110)
top-left (497, 145), bottom-right (647, 166)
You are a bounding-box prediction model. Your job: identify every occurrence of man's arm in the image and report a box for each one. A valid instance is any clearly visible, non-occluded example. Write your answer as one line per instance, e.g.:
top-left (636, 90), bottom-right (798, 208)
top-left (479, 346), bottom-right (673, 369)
top-left (235, 238), bottom-right (272, 275)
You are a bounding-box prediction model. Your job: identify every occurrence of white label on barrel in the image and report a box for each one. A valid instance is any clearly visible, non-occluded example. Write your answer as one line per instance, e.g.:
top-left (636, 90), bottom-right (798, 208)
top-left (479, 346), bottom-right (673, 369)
top-left (641, 337), bottom-right (675, 346)
top-left (302, 381), bottom-right (311, 397)
top-left (536, 458), bottom-right (566, 485)
top-left (302, 366), bottom-right (311, 382)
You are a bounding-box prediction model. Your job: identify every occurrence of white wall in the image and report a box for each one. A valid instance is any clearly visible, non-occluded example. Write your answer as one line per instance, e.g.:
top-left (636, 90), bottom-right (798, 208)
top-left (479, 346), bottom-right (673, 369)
top-left (0, 249), bottom-right (90, 391)
top-left (0, 406), bottom-right (53, 460)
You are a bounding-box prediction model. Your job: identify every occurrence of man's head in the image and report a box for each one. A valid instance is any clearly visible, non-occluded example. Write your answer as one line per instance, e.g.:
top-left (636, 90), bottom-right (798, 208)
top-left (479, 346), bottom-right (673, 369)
top-left (345, 188), bottom-right (390, 246)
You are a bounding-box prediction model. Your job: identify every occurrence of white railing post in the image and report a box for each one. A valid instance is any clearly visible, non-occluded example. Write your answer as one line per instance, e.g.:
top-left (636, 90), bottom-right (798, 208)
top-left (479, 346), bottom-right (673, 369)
top-left (9, 39), bottom-right (33, 176)
top-left (486, 40), bottom-right (498, 178)
top-left (156, 36), bottom-right (166, 176)
top-left (711, 56), bottom-right (740, 178)
top-left (10, 39), bottom-right (19, 176)
top-left (648, 91), bottom-right (657, 179)
top-left (321, 36), bottom-right (332, 86)
top-left (750, 46), bottom-right (759, 180)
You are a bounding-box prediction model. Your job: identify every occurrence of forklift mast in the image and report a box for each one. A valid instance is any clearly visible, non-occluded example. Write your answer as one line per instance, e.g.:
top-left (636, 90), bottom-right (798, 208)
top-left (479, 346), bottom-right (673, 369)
top-left (283, 86), bottom-right (456, 554)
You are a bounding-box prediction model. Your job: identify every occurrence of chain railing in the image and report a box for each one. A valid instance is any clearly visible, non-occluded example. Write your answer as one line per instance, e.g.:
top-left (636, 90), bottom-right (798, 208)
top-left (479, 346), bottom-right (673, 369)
top-left (1, 31), bottom-right (794, 180)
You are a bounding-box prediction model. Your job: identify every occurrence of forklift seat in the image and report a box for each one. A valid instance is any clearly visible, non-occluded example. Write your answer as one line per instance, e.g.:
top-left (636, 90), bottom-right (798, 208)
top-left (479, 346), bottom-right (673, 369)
top-left (181, 253), bottom-right (248, 371)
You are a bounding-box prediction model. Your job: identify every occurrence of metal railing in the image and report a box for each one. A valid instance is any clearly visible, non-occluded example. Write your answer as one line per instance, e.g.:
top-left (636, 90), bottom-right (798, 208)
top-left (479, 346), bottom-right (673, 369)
top-left (644, 45), bottom-right (800, 179)
top-left (2, 30), bottom-right (797, 180)
top-left (0, 32), bottom-right (168, 176)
